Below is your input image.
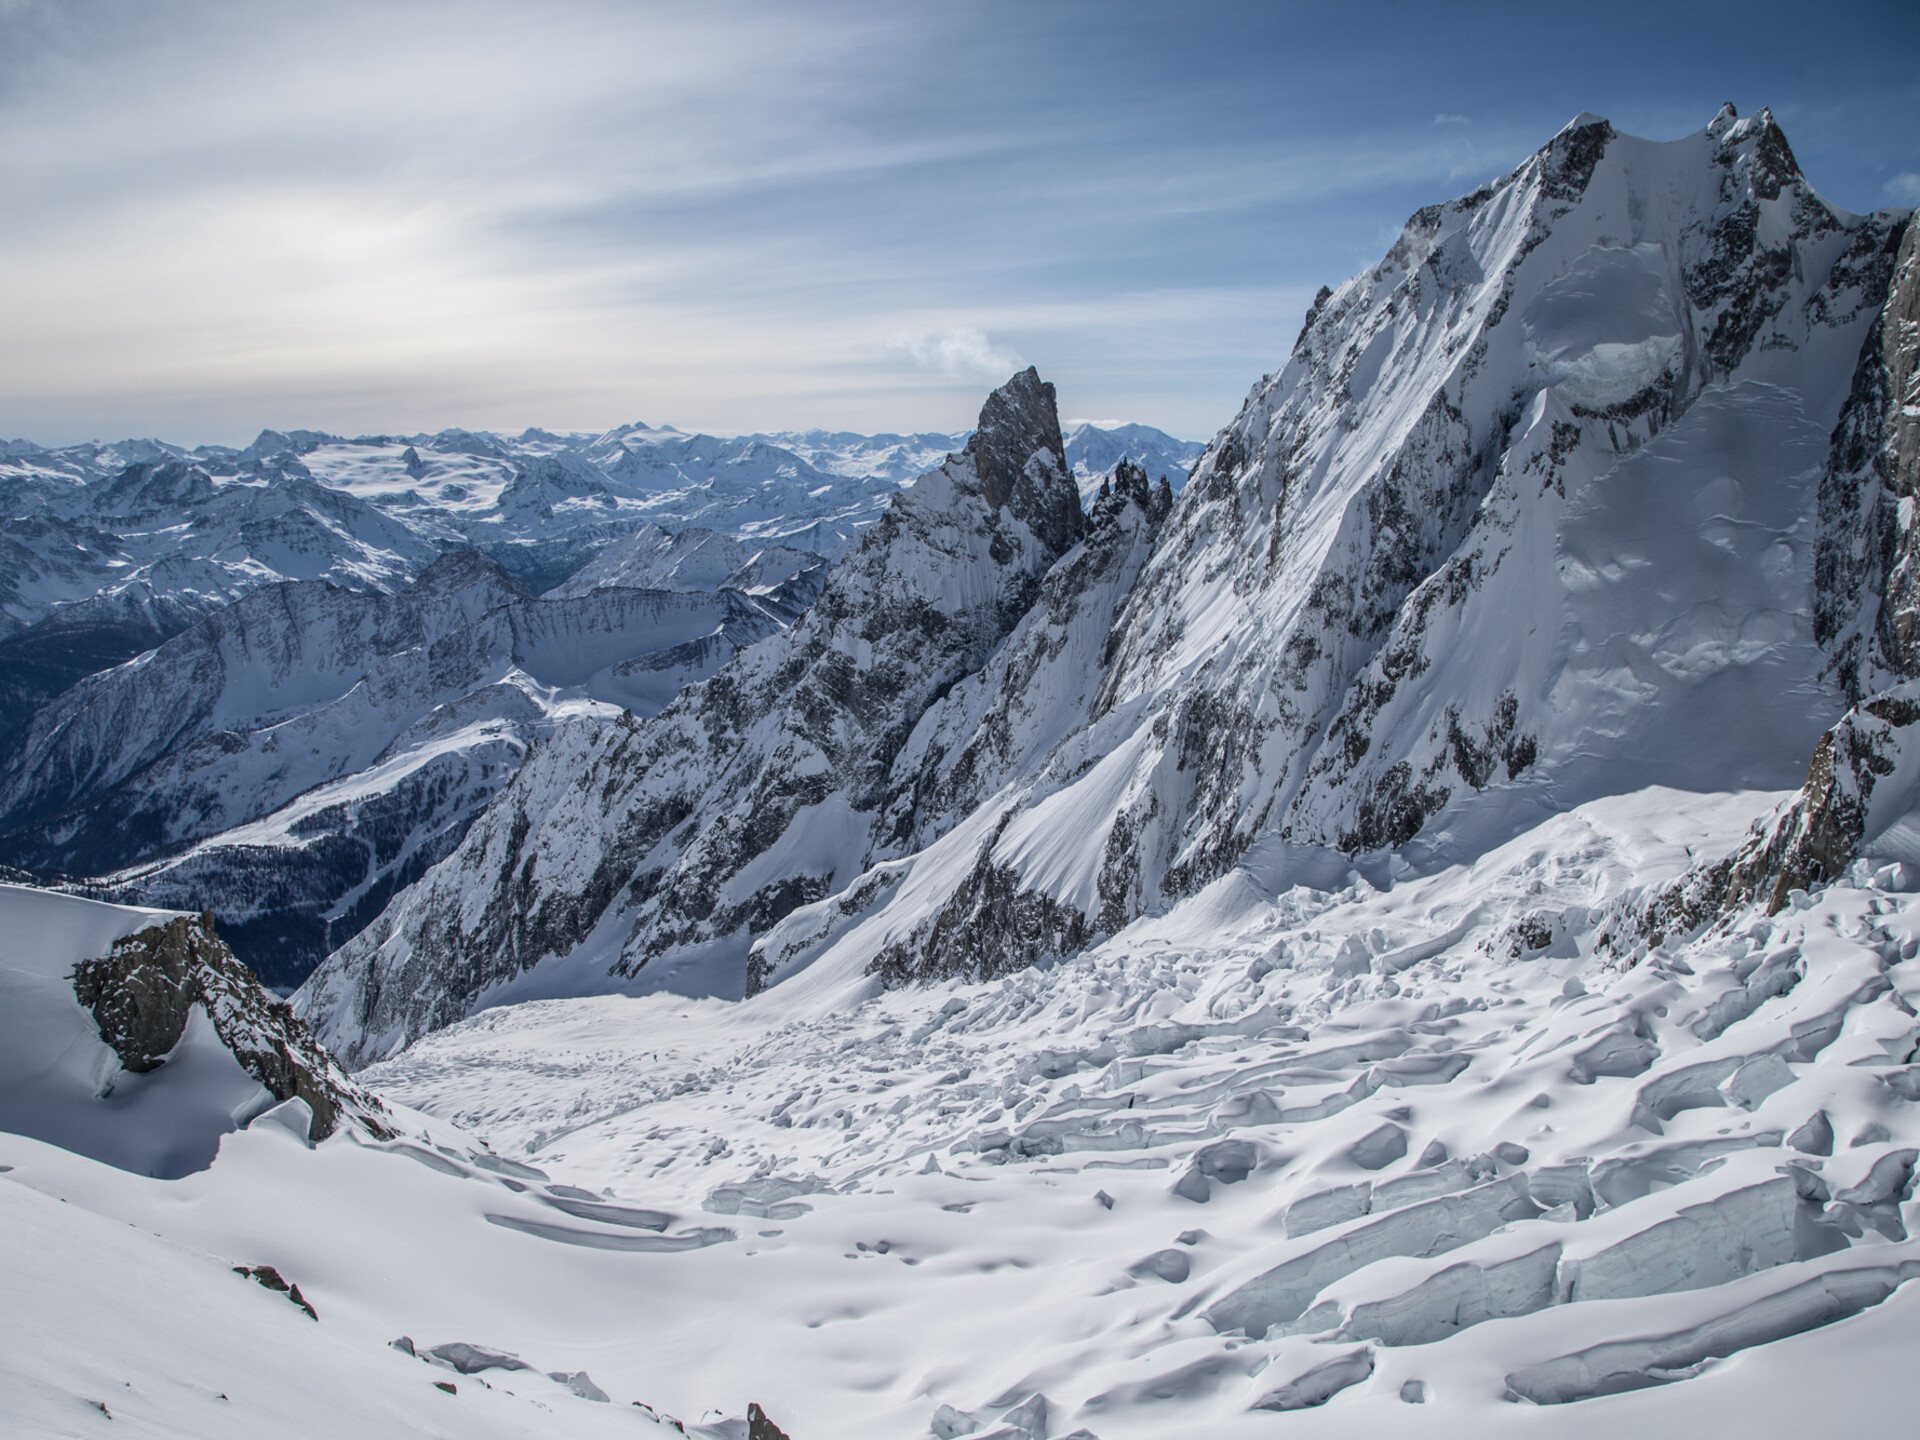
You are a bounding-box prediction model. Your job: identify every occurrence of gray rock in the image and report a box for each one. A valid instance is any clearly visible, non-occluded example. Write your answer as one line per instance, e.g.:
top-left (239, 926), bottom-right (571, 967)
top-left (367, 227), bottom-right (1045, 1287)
top-left (73, 913), bottom-right (389, 1142)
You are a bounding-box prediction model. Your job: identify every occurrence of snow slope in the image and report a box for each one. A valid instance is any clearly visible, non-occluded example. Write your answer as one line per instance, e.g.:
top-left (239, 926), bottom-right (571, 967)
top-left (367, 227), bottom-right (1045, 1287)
top-left (13, 789), bottom-right (1920, 1437)
top-left (348, 787), bottom-right (1920, 1436)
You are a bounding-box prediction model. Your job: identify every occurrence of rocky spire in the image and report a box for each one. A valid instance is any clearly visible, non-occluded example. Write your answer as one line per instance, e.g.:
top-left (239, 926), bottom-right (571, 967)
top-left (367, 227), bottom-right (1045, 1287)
top-left (961, 367), bottom-right (1081, 555)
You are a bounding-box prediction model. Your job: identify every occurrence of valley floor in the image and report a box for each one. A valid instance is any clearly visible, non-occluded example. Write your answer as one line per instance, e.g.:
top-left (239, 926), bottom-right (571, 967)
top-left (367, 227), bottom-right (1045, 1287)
top-left (8, 785), bottom-right (1920, 1437)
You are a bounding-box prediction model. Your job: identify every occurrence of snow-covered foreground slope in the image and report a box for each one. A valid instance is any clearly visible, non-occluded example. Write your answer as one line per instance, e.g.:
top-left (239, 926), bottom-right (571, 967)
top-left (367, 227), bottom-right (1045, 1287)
top-left (0, 880), bottom-right (688, 1433)
top-left (0, 1171), bottom-right (684, 1440)
top-left (338, 787), bottom-right (1920, 1431)
top-left (13, 790), bottom-right (1920, 1437)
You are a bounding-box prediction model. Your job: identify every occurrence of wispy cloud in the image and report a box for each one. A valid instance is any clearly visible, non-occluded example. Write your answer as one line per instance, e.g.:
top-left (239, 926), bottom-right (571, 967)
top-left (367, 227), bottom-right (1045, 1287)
top-left (1432, 113), bottom-right (1472, 128)
top-left (1885, 172), bottom-right (1920, 206)
top-left (886, 329), bottom-right (1024, 379)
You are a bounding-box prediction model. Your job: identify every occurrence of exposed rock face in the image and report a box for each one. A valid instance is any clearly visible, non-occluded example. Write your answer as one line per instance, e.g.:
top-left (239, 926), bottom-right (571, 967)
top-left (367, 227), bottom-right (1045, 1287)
top-left (72, 912), bottom-right (389, 1141)
top-left (1678, 214), bottom-right (1920, 918)
top-left (747, 1402), bottom-right (792, 1440)
top-left (1816, 217), bottom-right (1920, 701)
top-left (1675, 682), bottom-right (1920, 922)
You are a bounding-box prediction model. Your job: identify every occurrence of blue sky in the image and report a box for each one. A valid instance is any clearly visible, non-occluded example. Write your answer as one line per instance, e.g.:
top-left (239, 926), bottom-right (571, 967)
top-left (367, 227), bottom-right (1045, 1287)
top-left (2, 0), bottom-right (1914, 445)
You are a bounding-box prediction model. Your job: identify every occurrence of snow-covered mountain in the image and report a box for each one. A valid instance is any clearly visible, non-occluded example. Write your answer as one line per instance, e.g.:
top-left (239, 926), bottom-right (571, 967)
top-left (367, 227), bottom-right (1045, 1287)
top-left (0, 552), bottom-right (790, 986)
top-left (301, 105), bottom-right (1912, 1062)
top-left (0, 451), bottom-right (447, 754)
top-left (0, 390), bottom-right (1196, 993)
top-left (1063, 420), bottom-right (1203, 498)
top-left (0, 418), bottom-right (1187, 756)
top-left (542, 524), bottom-right (827, 614)
top-left (300, 368), bottom-right (1107, 1050)
top-left (0, 424), bottom-right (933, 752)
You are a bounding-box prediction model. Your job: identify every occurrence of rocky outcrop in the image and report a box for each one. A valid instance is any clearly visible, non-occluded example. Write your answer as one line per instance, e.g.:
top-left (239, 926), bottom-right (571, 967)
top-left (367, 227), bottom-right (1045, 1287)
top-left (72, 912), bottom-right (390, 1141)
top-left (233, 1264), bottom-right (319, 1320)
top-left (1704, 683), bottom-right (1920, 917)
top-left (1816, 217), bottom-right (1920, 701)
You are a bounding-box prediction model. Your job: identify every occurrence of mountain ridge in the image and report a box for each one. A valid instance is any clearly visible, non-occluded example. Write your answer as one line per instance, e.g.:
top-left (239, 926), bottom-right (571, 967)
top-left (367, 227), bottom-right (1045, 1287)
top-left (295, 107), bottom-right (1918, 1066)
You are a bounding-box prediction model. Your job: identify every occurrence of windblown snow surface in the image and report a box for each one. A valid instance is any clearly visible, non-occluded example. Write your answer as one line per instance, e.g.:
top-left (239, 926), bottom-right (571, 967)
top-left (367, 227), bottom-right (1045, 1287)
top-left (11, 796), bottom-right (1920, 1436)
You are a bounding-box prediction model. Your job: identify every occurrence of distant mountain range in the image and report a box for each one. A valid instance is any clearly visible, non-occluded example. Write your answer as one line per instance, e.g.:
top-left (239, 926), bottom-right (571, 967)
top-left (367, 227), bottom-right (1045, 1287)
top-left (0, 418), bottom-right (1196, 983)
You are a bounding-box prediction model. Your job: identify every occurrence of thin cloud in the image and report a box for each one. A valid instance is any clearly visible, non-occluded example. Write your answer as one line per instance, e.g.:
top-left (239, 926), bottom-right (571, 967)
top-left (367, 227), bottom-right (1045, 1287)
top-left (1885, 172), bottom-right (1920, 206)
top-left (1, 1), bottom-right (1913, 445)
top-left (886, 329), bottom-right (1024, 380)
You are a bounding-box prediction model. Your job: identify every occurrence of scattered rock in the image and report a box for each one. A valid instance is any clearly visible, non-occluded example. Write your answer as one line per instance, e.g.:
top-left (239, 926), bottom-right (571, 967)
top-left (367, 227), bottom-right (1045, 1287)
top-left (232, 1265), bottom-right (317, 1320)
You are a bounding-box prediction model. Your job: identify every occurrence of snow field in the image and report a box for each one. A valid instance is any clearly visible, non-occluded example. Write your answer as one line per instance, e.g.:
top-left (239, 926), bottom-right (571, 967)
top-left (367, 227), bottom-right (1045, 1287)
top-left (337, 787), bottom-right (1920, 1435)
top-left (8, 789), bottom-right (1920, 1435)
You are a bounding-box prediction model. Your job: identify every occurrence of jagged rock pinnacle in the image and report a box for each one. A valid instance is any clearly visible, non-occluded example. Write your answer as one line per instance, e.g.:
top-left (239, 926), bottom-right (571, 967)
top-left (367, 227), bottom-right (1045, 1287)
top-left (963, 367), bottom-right (1082, 556)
